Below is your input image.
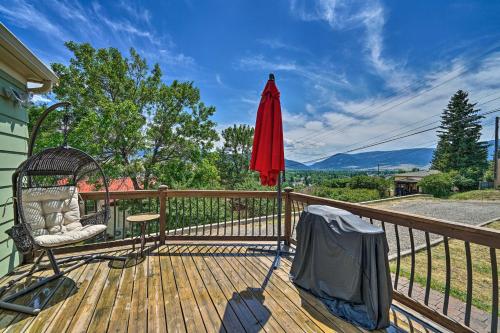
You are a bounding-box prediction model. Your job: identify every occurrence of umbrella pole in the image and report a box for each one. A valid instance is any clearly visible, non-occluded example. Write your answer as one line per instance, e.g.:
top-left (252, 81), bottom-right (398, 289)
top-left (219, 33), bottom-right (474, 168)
top-left (274, 171), bottom-right (283, 268)
top-left (249, 171), bottom-right (294, 270)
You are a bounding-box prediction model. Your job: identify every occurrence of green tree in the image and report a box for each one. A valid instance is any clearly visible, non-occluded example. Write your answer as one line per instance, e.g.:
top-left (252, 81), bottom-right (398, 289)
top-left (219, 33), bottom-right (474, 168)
top-left (217, 124), bottom-right (254, 188)
top-left (431, 90), bottom-right (488, 180)
top-left (41, 42), bottom-right (217, 189)
top-left (418, 172), bottom-right (453, 198)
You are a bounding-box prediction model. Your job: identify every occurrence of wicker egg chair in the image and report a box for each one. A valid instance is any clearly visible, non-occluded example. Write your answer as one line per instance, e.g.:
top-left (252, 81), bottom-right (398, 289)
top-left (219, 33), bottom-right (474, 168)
top-left (0, 102), bottom-right (126, 315)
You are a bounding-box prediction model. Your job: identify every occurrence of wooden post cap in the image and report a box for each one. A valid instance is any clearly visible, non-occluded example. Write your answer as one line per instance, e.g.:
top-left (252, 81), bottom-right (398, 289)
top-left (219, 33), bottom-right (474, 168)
top-left (284, 187), bottom-right (294, 192)
top-left (158, 185), bottom-right (168, 191)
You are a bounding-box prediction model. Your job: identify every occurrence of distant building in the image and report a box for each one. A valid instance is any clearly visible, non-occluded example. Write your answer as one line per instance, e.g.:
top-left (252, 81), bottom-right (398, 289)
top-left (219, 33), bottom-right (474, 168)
top-left (394, 170), bottom-right (440, 196)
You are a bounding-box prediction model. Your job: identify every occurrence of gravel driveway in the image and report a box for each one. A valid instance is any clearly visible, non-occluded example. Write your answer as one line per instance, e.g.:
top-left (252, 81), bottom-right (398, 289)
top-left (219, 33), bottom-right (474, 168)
top-left (366, 198), bottom-right (500, 256)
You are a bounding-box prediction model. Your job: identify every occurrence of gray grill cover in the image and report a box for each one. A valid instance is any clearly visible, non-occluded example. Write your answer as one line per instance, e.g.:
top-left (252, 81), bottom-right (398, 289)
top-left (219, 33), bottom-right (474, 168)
top-left (290, 205), bottom-right (392, 330)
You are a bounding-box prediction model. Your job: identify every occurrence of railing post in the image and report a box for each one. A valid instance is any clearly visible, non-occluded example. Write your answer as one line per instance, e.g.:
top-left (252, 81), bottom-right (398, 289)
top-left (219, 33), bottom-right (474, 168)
top-left (158, 185), bottom-right (168, 245)
top-left (284, 187), bottom-right (293, 245)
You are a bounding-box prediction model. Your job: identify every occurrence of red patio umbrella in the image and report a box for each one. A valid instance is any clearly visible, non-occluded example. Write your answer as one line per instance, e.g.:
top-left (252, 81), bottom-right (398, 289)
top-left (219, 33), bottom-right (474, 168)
top-left (249, 74), bottom-right (290, 269)
top-left (249, 74), bottom-right (285, 185)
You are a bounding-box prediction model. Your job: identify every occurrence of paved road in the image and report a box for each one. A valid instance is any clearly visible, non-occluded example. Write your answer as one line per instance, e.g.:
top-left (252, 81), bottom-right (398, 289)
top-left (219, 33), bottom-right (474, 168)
top-left (367, 198), bottom-right (500, 256)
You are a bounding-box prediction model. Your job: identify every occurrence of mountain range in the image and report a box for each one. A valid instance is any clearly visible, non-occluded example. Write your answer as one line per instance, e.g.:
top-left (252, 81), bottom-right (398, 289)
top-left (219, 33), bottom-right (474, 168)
top-left (286, 140), bottom-right (496, 170)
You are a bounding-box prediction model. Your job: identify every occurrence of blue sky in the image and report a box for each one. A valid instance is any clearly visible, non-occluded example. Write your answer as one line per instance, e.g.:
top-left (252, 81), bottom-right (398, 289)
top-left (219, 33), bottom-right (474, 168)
top-left (2, 0), bottom-right (500, 163)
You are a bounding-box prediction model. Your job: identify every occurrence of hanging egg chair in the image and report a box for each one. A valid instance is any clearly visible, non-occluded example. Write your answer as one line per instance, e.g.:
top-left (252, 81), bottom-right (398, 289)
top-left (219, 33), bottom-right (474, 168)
top-left (2, 102), bottom-right (126, 315)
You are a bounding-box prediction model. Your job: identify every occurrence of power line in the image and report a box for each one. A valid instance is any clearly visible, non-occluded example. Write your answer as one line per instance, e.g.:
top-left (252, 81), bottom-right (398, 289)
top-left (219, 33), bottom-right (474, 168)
top-left (287, 92), bottom-right (500, 159)
top-left (289, 46), bottom-right (500, 147)
top-left (285, 107), bottom-right (500, 168)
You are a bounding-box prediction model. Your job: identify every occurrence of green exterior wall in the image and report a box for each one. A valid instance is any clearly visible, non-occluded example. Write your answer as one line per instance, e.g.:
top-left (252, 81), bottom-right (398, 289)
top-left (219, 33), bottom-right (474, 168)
top-left (0, 69), bottom-right (28, 276)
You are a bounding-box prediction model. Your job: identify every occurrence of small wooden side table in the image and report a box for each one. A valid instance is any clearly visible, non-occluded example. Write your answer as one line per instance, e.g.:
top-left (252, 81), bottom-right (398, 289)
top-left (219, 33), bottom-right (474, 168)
top-left (126, 213), bottom-right (160, 256)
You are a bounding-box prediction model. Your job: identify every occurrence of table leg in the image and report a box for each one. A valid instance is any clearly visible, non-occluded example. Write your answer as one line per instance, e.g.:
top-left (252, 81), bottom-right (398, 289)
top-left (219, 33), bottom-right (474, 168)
top-left (132, 223), bottom-right (136, 251)
top-left (141, 223), bottom-right (146, 257)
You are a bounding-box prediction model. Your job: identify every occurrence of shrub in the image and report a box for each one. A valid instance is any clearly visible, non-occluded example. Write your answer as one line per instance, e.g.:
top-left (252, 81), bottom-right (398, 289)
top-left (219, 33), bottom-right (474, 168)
top-left (418, 173), bottom-right (453, 198)
top-left (452, 174), bottom-right (477, 192)
top-left (312, 186), bottom-right (380, 202)
top-left (348, 175), bottom-right (390, 197)
top-left (322, 177), bottom-right (350, 188)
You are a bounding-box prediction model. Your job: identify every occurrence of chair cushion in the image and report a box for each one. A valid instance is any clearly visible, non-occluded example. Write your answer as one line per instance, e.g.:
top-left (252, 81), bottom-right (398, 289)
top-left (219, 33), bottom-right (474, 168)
top-left (22, 186), bottom-right (82, 235)
top-left (33, 224), bottom-right (107, 248)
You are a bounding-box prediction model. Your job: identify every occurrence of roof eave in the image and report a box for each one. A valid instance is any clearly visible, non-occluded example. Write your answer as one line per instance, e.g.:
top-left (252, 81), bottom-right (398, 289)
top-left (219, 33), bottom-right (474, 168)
top-left (0, 23), bottom-right (58, 93)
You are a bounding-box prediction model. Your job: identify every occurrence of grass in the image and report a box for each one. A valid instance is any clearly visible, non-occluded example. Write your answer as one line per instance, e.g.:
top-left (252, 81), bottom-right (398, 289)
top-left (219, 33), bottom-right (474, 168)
top-left (448, 189), bottom-right (500, 201)
top-left (390, 220), bottom-right (500, 314)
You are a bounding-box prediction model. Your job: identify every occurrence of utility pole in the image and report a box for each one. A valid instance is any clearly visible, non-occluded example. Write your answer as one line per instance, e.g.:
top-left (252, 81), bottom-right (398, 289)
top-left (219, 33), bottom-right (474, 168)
top-left (495, 117), bottom-right (499, 187)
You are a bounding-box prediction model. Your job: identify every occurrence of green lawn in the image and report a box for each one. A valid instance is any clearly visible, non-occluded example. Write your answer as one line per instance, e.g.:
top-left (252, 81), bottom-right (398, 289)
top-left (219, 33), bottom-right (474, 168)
top-left (390, 220), bottom-right (500, 313)
top-left (448, 189), bottom-right (500, 200)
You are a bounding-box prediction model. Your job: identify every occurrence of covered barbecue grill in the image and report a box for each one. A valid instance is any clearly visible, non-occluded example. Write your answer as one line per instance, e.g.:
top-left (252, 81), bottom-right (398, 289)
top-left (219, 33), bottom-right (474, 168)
top-left (290, 205), bottom-right (392, 330)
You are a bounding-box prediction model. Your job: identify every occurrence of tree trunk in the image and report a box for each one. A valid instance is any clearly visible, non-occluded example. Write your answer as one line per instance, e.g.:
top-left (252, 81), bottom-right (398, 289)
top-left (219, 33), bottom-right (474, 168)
top-left (131, 176), bottom-right (141, 190)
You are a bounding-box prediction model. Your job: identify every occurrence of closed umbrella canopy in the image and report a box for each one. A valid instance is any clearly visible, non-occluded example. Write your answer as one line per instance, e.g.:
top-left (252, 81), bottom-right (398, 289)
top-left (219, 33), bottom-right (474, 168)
top-left (249, 76), bottom-right (285, 186)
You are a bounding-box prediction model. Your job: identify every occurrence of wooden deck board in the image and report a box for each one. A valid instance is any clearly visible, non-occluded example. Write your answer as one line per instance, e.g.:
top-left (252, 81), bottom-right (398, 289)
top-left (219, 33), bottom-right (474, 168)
top-left (217, 245), bottom-right (326, 332)
top-left (44, 257), bottom-right (105, 332)
top-left (7, 261), bottom-right (89, 333)
top-left (128, 250), bottom-right (149, 333)
top-left (147, 247), bottom-right (167, 333)
top-left (0, 243), bottom-right (438, 333)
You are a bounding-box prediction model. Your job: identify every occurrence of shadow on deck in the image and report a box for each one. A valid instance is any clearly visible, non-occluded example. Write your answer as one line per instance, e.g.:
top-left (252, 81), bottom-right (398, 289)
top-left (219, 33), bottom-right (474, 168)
top-left (0, 243), bottom-right (443, 332)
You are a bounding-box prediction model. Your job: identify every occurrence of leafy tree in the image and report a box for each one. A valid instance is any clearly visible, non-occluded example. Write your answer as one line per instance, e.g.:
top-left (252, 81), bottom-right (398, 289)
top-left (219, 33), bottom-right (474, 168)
top-left (40, 42), bottom-right (217, 189)
top-left (483, 161), bottom-right (495, 182)
top-left (348, 175), bottom-right (390, 197)
top-left (431, 90), bottom-right (488, 180)
top-left (418, 172), bottom-right (453, 198)
top-left (217, 124), bottom-right (254, 188)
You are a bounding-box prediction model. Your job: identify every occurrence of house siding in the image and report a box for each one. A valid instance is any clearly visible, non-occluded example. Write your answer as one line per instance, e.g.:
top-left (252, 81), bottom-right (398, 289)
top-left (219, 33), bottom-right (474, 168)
top-left (0, 68), bottom-right (28, 276)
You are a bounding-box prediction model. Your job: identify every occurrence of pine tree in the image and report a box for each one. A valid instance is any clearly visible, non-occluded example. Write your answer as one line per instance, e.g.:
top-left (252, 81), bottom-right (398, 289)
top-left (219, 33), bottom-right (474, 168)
top-left (431, 90), bottom-right (488, 180)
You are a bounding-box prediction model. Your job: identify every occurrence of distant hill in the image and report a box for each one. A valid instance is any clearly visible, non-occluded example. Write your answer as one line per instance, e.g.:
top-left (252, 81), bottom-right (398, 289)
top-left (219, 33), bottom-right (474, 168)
top-left (286, 140), bottom-right (496, 171)
top-left (285, 159), bottom-right (310, 170)
top-left (487, 139), bottom-right (495, 159)
top-left (310, 148), bottom-right (435, 170)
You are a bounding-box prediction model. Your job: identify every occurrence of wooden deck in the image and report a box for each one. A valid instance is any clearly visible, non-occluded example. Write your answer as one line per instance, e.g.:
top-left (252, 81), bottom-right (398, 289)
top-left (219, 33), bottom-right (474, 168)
top-left (0, 243), bottom-right (440, 333)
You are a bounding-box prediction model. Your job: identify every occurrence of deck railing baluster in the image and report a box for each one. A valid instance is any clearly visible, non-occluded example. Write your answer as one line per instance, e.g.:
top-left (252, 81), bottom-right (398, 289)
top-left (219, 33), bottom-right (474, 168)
top-left (237, 198), bottom-right (241, 236)
top-left (224, 198), bottom-right (227, 236)
top-left (265, 198), bottom-right (269, 237)
top-left (424, 231), bottom-right (432, 305)
top-left (258, 198), bottom-right (262, 236)
top-left (245, 198), bottom-right (249, 236)
top-left (490, 247), bottom-right (498, 333)
top-left (122, 200), bottom-right (126, 239)
top-left (202, 197), bottom-right (206, 235)
top-left (394, 224), bottom-right (401, 290)
top-left (231, 198), bottom-right (234, 236)
top-left (443, 236), bottom-right (451, 315)
top-left (113, 199), bottom-right (117, 240)
top-left (464, 241), bottom-right (473, 327)
top-left (251, 198), bottom-right (255, 237)
top-left (408, 228), bottom-right (416, 297)
top-left (273, 198), bottom-right (277, 236)
top-left (188, 198), bottom-right (192, 235)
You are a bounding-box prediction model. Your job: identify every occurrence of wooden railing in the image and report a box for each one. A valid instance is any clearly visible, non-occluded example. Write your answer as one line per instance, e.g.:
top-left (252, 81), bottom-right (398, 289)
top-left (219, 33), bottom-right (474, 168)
top-left (75, 186), bottom-right (500, 332)
top-left (77, 187), bottom-right (280, 251)
top-left (287, 191), bottom-right (500, 333)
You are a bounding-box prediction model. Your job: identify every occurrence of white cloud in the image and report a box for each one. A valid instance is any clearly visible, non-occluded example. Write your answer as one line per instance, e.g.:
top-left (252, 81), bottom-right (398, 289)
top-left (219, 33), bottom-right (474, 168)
top-left (215, 74), bottom-right (223, 85)
top-left (283, 52), bottom-right (500, 162)
top-left (289, 0), bottom-right (412, 90)
top-left (118, 1), bottom-right (151, 23)
top-left (305, 103), bottom-right (316, 114)
top-left (158, 49), bottom-right (195, 67)
top-left (31, 94), bottom-right (53, 104)
top-left (257, 38), bottom-right (310, 54)
top-left (0, 1), bottom-right (69, 41)
top-left (0, 1), bottom-right (195, 72)
top-left (237, 55), bottom-right (349, 87)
